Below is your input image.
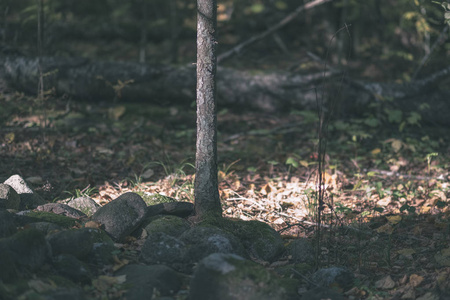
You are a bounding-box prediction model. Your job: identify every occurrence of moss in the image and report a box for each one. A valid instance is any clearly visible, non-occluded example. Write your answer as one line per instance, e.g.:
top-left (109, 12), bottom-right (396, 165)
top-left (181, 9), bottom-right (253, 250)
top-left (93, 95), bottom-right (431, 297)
top-left (136, 192), bottom-right (177, 206)
top-left (144, 215), bottom-right (190, 237)
top-left (24, 211), bottom-right (78, 228)
top-left (220, 256), bottom-right (299, 299)
top-left (275, 263), bottom-right (314, 278)
top-left (199, 217), bottom-right (284, 262)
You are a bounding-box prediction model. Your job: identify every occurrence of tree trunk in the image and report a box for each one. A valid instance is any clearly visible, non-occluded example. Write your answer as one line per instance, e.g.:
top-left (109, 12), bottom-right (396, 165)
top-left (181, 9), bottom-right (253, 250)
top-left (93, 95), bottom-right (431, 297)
top-left (194, 0), bottom-right (222, 219)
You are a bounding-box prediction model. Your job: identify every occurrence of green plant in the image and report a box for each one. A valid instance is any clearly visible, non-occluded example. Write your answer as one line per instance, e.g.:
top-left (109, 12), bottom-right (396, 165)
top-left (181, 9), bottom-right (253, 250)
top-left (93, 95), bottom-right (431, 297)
top-left (64, 185), bottom-right (98, 199)
top-left (425, 152), bottom-right (438, 175)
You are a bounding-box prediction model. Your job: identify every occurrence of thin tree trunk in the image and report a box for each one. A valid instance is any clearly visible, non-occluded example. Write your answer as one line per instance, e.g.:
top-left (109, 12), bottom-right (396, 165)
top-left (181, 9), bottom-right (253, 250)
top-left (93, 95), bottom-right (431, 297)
top-left (194, 0), bottom-right (222, 219)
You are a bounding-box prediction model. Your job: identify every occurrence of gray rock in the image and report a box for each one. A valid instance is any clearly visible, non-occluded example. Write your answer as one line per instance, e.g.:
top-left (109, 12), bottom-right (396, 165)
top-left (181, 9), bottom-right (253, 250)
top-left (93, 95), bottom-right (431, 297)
top-left (0, 209), bottom-right (17, 238)
top-left (301, 287), bottom-right (345, 300)
top-left (37, 203), bottom-right (87, 219)
top-left (146, 201), bottom-right (194, 218)
top-left (66, 196), bottom-right (100, 216)
top-left (47, 227), bottom-right (113, 259)
top-left (0, 228), bottom-right (51, 271)
top-left (287, 238), bottom-right (314, 263)
top-left (229, 220), bottom-right (285, 262)
top-left (42, 288), bottom-right (86, 300)
top-left (140, 232), bottom-right (186, 266)
top-left (0, 183), bottom-right (21, 210)
top-left (180, 226), bottom-right (246, 262)
top-left (144, 215), bottom-right (191, 237)
top-left (310, 267), bottom-right (354, 292)
top-left (0, 243), bottom-right (18, 282)
top-left (27, 221), bottom-right (62, 235)
top-left (87, 240), bottom-right (116, 266)
top-left (53, 254), bottom-right (92, 283)
top-left (4, 174), bottom-right (46, 209)
top-left (92, 192), bottom-right (147, 241)
top-left (190, 253), bottom-right (299, 300)
top-left (115, 264), bottom-right (182, 300)
top-left (14, 210), bottom-right (78, 228)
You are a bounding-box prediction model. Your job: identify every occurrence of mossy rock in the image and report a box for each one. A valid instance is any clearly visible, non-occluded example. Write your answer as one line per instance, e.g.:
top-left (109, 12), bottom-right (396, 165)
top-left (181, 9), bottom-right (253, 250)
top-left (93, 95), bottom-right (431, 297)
top-left (22, 211), bottom-right (78, 228)
top-left (144, 215), bottom-right (190, 237)
top-left (274, 263), bottom-right (315, 278)
top-left (190, 253), bottom-right (299, 300)
top-left (200, 217), bottom-right (285, 262)
top-left (137, 192), bottom-right (177, 206)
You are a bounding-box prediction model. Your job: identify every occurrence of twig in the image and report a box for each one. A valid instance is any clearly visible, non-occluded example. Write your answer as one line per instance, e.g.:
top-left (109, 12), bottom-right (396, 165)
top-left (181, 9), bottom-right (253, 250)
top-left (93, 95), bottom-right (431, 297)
top-left (413, 25), bottom-right (449, 80)
top-left (217, 0), bottom-right (333, 63)
top-left (365, 169), bottom-right (448, 181)
top-left (290, 268), bottom-right (319, 287)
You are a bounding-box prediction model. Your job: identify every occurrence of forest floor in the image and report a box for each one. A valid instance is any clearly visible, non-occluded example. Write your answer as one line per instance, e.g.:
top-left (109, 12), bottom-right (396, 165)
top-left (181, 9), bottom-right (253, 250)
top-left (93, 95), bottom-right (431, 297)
top-left (0, 72), bottom-right (449, 299)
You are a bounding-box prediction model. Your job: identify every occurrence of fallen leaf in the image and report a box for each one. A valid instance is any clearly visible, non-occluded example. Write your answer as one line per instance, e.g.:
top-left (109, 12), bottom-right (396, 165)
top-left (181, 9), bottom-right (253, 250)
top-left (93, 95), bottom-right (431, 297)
top-left (416, 292), bottom-right (439, 300)
top-left (28, 279), bottom-right (57, 293)
top-left (371, 148), bottom-right (381, 155)
top-left (93, 275), bottom-right (126, 292)
top-left (398, 248), bottom-right (415, 258)
top-left (375, 275), bottom-right (396, 290)
top-left (376, 223), bottom-right (394, 234)
top-left (300, 160), bottom-right (309, 167)
top-left (141, 168), bottom-right (154, 180)
top-left (409, 274), bottom-right (424, 288)
top-left (85, 221), bottom-right (103, 229)
top-left (387, 215), bottom-right (402, 224)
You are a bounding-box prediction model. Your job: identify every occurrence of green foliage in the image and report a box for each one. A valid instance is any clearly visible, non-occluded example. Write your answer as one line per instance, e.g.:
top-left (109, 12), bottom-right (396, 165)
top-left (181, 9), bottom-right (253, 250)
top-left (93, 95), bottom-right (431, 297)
top-left (64, 185), bottom-right (98, 199)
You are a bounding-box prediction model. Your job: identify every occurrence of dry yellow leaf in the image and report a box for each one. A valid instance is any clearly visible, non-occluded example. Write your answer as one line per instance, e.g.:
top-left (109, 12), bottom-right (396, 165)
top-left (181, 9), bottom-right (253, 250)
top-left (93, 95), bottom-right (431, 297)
top-left (386, 215), bottom-right (402, 224)
top-left (397, 248), bottom-right (415, 258)
top-left (300, 160), bottom-right (309, 167)
top-left (409, 274), bottom-right (424, 287)
top-left (376, 223), bottom-right (394, 234)
top-left (4, 132), bottom-right (15, 144)
top-left (371, 148), bottom-right (381, 155)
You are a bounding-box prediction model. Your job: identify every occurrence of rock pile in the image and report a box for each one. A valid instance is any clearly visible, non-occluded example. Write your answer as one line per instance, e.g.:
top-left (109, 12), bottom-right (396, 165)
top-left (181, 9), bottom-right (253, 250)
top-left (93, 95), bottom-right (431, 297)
top-left (0, 174), bottom-right (354, 299)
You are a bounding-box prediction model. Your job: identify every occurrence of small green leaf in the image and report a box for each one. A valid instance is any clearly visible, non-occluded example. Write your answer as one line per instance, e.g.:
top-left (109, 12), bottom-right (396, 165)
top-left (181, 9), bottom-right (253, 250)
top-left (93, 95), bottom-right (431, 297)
top-left (364, 117), bottom-right (379, 127)
top-left (285, 157), bottom-right (299, 168)
top-left (407, 112), bottom-right (421, 125)
top-left (275, 1), bottom-right (287, 10)
top-left (385, 109), bottom-right (403, 123)
top-left (250, 3), bottom-right (265, 13)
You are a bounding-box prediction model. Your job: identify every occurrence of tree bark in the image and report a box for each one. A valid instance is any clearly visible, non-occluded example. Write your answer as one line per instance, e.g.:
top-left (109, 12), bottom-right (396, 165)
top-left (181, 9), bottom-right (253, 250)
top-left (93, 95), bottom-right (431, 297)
top-left (194, 0), bottom-right (222, 219)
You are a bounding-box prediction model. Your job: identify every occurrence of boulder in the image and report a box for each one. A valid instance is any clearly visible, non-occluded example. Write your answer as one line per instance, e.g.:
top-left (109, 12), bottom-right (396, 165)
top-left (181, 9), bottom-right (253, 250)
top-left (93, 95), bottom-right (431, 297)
top-left (115, 264), bottom-right (182, 300)
top-left (4, 174), bottom-right (46, 209)
top-left (190, 253), bottom-right (299, 300)
top-left (286, 238), bottom-right (314, 263)
top-left (53, 254), bottom-right (92, 284)
top-left (140, 232), bottom-right (186, 267)
top-left (66, 196), bottom-right (100, 216)
top-left (37, 203), bottom-right (87, 219)
top-left (1, 228), bottom-right (51, 272)
top-left (204, 218), bottom-right (285, 262)
top-left (92, 192), bottom-right (147, 241)
top-left (179, 226), bottom-right (246, 263)
top-left (27, 221), bottom-right (62, 235)
top-left (47, 227), bottom-right (113, 260)
top-left (0, 209), bottom-right (17, 238)
top-left (0, 183), bottom-right (20, 210)
top-left (310, 267), bottom-right (355, 292)
top-left (15, 210), bottom-right (79, 228)
top-left (143, 215), bottom-right (191, 237)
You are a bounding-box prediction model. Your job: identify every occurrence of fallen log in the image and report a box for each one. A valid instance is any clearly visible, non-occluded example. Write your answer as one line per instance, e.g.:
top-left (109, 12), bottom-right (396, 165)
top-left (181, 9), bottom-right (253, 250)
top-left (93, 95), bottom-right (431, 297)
top-left (1, 56), bottom-right (449, 125)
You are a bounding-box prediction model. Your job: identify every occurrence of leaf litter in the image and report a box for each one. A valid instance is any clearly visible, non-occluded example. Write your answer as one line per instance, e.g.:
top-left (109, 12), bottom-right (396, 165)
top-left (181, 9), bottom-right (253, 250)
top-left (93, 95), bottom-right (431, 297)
top-left (0, 95), bottom-right (449, 299)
